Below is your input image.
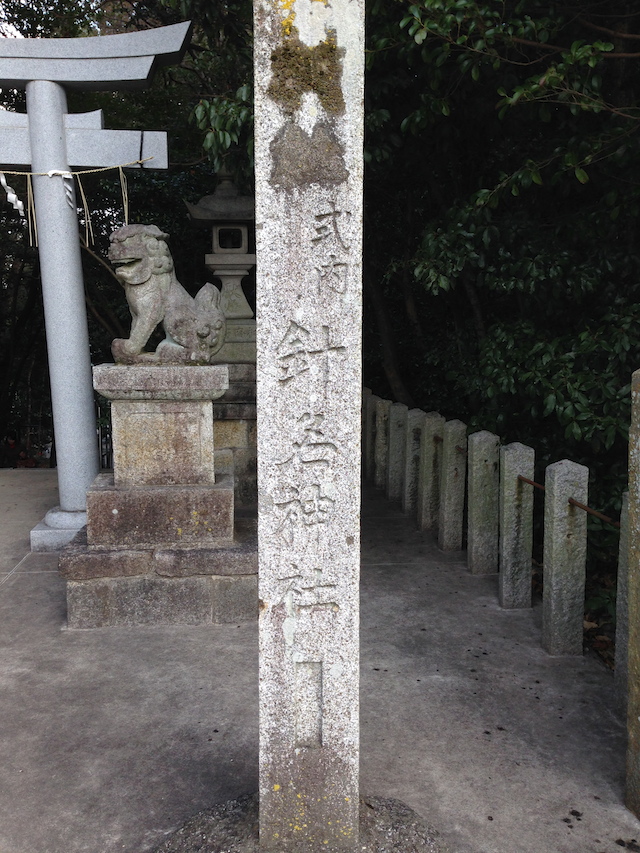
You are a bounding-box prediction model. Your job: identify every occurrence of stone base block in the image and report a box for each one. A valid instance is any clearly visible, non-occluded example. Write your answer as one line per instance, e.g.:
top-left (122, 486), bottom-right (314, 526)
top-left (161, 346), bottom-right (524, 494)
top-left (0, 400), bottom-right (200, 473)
top-left (61, 520), bottom-right (257, 581)
top-left (211, 341), bottom-right (256, 364)
top-left (86, 473), bottom-right (234, 547)
top-left (210, 321), bottom-right (256, 365)
top-left (154, 518), bottom-right (257, 576)
top-left (111, 399), bottom-right (216, 488)
top-left (60, 517), bottom-right (258, 627)
top-left (211, 575), bottom-right (257, 623)
top-left (31, 506), bottom-right (88, 552)
top-left (59, 535), bottom-right (153, 580)
top-left (66, 574), bottom-right (257, 628)
top-left (31, 522), bottom-right (82, 552)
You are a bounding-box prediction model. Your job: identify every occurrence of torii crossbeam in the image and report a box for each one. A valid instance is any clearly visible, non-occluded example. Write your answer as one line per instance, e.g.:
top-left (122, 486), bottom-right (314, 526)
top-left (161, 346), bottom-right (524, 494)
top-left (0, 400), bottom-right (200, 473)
top-left (0, 22), bottom-right (192, 549)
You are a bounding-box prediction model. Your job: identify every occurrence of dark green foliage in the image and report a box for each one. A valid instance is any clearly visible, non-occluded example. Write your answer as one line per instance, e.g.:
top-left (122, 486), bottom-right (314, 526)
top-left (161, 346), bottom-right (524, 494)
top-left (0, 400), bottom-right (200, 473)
top-left (363, 0), bottom-right (640, 538)
top-left (0, 0), bottom-right (252, 444)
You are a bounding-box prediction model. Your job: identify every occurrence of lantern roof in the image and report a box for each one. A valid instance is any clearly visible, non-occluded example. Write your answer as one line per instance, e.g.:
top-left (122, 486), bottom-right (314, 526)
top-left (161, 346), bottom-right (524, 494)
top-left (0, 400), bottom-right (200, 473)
top-left (186, 171), bottom-right (254, 223)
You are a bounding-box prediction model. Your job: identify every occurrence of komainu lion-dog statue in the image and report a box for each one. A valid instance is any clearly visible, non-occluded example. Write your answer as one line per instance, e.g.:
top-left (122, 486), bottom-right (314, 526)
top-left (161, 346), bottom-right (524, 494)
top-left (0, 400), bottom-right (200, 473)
top-left (108, 223), bottom-right (227, 364)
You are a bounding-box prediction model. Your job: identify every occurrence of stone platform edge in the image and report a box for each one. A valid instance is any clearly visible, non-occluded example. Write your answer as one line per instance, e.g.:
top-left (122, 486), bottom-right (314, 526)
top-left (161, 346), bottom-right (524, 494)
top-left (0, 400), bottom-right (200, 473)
top-left (59, 519), bottom-right (257, 628)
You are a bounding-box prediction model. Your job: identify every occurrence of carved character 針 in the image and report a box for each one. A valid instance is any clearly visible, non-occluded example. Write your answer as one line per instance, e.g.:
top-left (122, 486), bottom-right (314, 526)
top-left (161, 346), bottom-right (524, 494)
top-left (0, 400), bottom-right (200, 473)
top-left (277, 320), bottom-right (346, 383)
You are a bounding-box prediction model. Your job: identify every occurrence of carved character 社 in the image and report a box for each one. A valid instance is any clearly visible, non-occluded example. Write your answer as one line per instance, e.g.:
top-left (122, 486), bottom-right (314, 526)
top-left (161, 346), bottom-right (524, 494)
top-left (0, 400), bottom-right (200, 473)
top-left (108, 224), bottom-right (226, 364)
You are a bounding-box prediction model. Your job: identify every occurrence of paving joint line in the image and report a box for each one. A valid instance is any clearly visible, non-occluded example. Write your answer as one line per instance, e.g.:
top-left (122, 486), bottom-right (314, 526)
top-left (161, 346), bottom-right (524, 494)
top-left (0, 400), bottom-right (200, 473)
top-left (0, 553), bottom-right (29, 587)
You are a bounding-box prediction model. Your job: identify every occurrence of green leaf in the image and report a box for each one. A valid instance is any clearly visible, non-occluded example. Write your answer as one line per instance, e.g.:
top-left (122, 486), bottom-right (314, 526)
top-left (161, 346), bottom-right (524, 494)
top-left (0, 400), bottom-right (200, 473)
top-left (543, 394), bottom-right (556, 416)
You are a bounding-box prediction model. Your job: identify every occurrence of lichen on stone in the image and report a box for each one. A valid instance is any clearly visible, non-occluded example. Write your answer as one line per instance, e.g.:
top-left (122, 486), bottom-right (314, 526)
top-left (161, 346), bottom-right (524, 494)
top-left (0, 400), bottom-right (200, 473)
top-left (270, 122), bottom-right (347, 190)
top-left (278, 0), bottom-right (296, 37)
top-left (268, 30), bottom-right (345, 115)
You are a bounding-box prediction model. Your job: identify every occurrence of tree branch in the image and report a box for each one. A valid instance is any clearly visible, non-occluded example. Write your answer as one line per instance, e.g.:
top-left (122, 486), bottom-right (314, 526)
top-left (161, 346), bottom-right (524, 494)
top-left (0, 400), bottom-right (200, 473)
top-left (578, 18), bottom-right (640, 41)
top-left (80, 235), bottom-right (120, 283)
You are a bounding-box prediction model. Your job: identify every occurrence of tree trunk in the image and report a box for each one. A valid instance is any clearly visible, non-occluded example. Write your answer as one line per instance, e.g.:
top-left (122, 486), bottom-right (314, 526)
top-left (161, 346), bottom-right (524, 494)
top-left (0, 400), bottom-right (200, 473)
top-left (364, 268), bottom-right (414, 407)
top-left (462, 271), bottom-right (486, 345)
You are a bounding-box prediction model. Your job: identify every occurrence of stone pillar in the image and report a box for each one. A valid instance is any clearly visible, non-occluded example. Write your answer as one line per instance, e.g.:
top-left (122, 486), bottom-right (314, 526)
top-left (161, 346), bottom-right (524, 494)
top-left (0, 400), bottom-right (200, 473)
top-left (467, 430), bottom-right (500, 575)
top-left (438, 419), bottom-right (467, 551)
top-left (254, 0), bottom-right (364, 844)
top-left (542, 459), bottom-right (588, 656)
top-left (616, 491), bottom-right (629, 714)
top-left (386, 402), bottom-right (407, 502)
top-left (402, 408), bottom-right (425, 515)
top-left (499, 442), bottom-right (535, 609)
top-left (627, 369), bottom-right (640, 815)
top-left (364, 394), bottom-right (379, 483)
top-left (374, 398), bottom-right (392, 491)
top-left (417, 412), bottom-right (445, 531)
top-left (26, 80), bottom-right (99, 542)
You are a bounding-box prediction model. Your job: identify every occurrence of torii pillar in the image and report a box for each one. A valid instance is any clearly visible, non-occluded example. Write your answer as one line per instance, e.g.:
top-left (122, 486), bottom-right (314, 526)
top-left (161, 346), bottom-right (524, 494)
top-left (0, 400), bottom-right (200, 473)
top-left (0, 23), bottom-right (192, 549)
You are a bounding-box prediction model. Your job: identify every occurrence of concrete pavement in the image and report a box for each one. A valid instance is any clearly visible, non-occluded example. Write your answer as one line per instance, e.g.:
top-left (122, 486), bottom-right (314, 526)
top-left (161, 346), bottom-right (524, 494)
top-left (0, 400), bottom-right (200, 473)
top-left (1, 468), bottom-right (639, 853)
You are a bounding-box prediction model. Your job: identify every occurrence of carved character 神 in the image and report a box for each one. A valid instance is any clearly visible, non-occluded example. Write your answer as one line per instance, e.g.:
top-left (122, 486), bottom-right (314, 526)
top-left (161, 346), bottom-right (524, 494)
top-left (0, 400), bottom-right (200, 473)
top-left (108, 223), bottom-right (226, 364)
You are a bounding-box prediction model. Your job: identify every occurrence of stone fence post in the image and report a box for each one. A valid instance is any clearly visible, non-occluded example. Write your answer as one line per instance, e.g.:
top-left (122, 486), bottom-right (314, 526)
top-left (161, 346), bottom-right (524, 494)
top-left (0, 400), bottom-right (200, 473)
top-left (467, 430), bottom-right (500, 574)
top-left (364, 393), bottom-right (379, 483)
top-left (438, 419), bottom-right (467, 551)
top-left (542, 459), bottom-right (588, 655)
top-left (386, 402), bottom-right (408, 502)
top-left (499, 442), bottom-right (535, 608)
top-left (615, 491), bottom-right (629, 715)
top-left (417, 412), bottom-right (445, 532)
top-left (362, 387), bottom-right (372, 469)
top-left (374, 398), bottom-right (392, 490)
top-left (626, 368), bottom-right (640, 816)
top-left (402, 409), bottom-right (425, 515)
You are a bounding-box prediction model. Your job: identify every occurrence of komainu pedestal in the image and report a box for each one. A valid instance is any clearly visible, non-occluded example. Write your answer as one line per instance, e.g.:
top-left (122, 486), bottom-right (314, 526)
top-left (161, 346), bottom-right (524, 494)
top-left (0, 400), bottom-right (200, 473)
top-left (60, 364), bottom-right (258, 628)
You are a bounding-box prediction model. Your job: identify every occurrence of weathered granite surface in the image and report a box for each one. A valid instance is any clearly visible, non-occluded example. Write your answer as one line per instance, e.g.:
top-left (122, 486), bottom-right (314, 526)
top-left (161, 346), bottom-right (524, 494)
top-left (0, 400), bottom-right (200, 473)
top-left (627, 368), bottom-right (640, 815)
top-left (385, 402), bottom-right (407, 503)
top-left (616, 491), bottom-right (630, 715)
top-left (153, 794), bottom-right (448, 853)
top-left (542, 459), bottom-right (588, 656)
top-left (254, 0), bottom-right (364, 843)
top-left (86, 474), bottom-right (234, 548)
top-left (437, 419), bottom-right (467, 551)
top-left (402, 409), bottom-right (425, 516)
top-left (417, 412), bottom-right (445, 532)
top-left (94, 363), bottom-right (229, 400)
top-left (499, 442), bottom-right (534, 609)
top-left (467, 430), bottom-right (499, 575)
top-left (374, 398), bottom-right (392, 491)
top-left (212, 364), bottom-right (257, 507)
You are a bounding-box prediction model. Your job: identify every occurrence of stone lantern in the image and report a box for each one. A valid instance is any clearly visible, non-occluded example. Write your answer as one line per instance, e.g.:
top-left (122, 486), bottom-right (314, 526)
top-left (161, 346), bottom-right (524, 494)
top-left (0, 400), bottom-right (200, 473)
top-left (186, 173), bottom-right (258, 510)
top-left (186, 171), bottom-right (256, 364)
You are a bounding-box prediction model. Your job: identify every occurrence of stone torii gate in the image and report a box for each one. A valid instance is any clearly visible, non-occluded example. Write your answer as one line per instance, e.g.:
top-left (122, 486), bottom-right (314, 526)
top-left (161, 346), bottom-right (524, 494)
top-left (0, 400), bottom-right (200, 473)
top-left (0, 22), bottom-right (191, 549)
